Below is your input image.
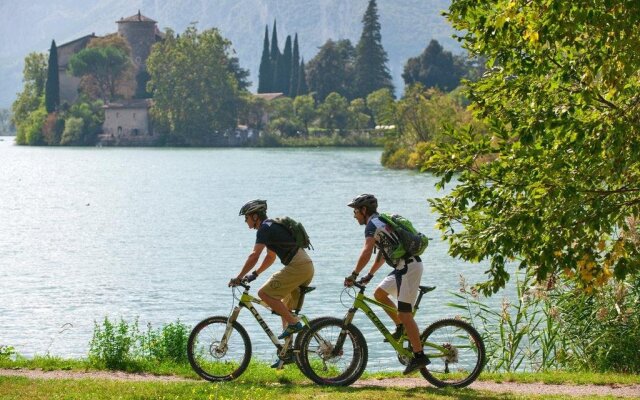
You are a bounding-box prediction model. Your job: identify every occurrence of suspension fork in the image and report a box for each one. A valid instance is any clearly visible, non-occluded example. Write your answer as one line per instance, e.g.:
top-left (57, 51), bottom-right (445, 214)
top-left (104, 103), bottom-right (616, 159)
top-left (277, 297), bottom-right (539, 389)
top-left (332, 307), bottom-right (358, 355)
top-left (221, 305), bottom-right (242, 346)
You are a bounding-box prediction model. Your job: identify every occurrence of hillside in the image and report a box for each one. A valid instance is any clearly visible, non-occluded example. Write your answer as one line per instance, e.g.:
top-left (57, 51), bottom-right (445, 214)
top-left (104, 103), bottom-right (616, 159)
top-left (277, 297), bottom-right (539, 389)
top-left (0, 0), bottom-right (457, 108)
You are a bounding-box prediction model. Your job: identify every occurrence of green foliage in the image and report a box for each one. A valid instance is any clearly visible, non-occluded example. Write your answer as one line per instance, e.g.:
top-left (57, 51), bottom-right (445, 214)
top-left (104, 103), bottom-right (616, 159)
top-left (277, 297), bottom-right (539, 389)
top-left (0, 345), bottom-right (15, 360)
top-left (428, 1), bottom-right (640, 294)
top-left (452, 272), bottom-right (562, 373)
top-left (366, 88), bottom-right (396, 126)
top-left (89, 317), bottom-right (139, 370)
top-left (552, 274), bottom-right (640, 373)
top-left (293, 94), bottom-right (315, 134)
top-left (402, 39), bottom-right (466, 91)
top-left (45, 40), bottom-right (60, 113)
top-left (68, 46), bottom-right (130, 101)
top-left (354, 0), bottom-right (394, 99)
top-left (60, 117), bottom-right (84, 145)
top-left (317, 92), bottom-right (349, 132)
top-left (89, 317), bottom-right (191, 371)
top-left (140, 321), bottom-right (189, 364)
top-left (16, 104), bottom-right (47, 145)
top-left (12, 52), bottom-right (47, 133)
top-left (454, 271), bottom-right (640, 374)
top-left (306, 39), bottom-right (356, 102)
top-left (347, 98), bottom-right (371, 130)
top-left (258, 25), bottom-right (272, 93)
top-left (146, 26), bottom-right (244, 145)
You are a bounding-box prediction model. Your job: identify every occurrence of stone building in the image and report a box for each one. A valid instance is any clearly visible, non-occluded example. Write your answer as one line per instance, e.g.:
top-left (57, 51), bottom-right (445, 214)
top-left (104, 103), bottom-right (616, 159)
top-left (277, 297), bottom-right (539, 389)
top-left (57, 11), bottom-right (162, 105)
top-left (100, 99), bottom-right (154, 145)
top-left (56, 34), bottom-right (97, 105)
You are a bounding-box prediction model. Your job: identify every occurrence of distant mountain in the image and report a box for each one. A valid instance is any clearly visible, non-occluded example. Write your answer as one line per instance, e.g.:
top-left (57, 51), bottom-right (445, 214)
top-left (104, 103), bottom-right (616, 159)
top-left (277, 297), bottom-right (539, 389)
top-left (0, 0), bottom-right (458, 108)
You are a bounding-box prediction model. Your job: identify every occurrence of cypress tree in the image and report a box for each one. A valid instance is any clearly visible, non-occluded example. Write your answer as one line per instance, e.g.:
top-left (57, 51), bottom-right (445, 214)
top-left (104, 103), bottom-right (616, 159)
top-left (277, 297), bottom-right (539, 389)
top-left (258, 25), bottom-right (272, 93)
top-left (290, 33), bottom-right (300, 97)
top-left (297, 58), bottom-right (309, 96)
top-left (354, 0), bottom-right (393, 99)
top-left (45, 39), bottom-right (60, 113)
top-left (279, 35), bottom-right (292, 95)
top-left (270, 20), bottom-right (281, 93)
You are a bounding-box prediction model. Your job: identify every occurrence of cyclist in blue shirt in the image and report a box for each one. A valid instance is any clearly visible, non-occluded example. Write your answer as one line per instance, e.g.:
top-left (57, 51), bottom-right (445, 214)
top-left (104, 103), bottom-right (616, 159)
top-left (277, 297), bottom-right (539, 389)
top-left (345, 193), bottom-right (430, 375)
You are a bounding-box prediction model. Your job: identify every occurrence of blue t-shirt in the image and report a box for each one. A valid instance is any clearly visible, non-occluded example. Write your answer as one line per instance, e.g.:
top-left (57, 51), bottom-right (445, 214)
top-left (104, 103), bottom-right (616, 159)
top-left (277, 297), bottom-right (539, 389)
top-left (256, 219), bottom-right (298, 265)
top-left (365, 213), bottom-right (400, 266)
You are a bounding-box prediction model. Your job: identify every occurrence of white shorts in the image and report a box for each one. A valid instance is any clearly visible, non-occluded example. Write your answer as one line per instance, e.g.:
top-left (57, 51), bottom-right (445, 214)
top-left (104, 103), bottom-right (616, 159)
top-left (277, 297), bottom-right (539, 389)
top-left (377, 259), bottom-right (423, 309)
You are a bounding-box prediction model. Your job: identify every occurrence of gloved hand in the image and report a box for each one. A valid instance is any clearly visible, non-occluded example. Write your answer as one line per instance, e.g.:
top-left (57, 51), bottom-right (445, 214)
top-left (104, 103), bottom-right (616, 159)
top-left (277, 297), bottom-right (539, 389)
top-left (344, 271), bottom-right (358, 287)
top-left (358, 273), bottom-right (374, 285)
top-left (245, 271), bottom-right (259, 283)
top-left (228, 277), bottom-right (242, 287)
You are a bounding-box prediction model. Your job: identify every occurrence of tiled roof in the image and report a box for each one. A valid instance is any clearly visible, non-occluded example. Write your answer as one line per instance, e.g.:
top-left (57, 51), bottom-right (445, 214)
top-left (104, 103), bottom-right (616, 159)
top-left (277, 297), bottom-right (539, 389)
top-left (57, 34), bottom-right (97, 49)
top-left (117, 10), bottom-right (156, 23)
top-left (254, 93), bottom-right (285, 101)
top-left (103, 99), bottom-right (153, 109)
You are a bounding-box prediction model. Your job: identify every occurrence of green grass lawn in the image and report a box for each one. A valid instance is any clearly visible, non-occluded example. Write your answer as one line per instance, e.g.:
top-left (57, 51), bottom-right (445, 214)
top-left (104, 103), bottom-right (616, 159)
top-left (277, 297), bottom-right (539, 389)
top-left (1, 357), bottom-right (638, 400)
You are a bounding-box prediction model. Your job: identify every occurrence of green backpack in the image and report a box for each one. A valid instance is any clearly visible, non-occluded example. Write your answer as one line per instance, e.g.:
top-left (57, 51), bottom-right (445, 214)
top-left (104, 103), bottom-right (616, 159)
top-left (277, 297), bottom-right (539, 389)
top-left (378, 213), bottom-right (428, 260)
top-left (273, 216), bottom-right (313, 250)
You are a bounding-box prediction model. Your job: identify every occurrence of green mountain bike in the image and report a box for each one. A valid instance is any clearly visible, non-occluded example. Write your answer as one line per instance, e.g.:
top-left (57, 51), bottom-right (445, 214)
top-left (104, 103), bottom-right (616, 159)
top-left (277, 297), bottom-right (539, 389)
top-left (187, 281), bottom-right (319, 381)
top-left (297, 282), bottom-right (485, 387)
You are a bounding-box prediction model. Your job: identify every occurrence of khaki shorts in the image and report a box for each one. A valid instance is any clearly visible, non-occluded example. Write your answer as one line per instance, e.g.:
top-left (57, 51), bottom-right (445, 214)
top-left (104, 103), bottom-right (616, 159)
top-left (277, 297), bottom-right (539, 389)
top-left (261, 249), bottom-right (314, 310)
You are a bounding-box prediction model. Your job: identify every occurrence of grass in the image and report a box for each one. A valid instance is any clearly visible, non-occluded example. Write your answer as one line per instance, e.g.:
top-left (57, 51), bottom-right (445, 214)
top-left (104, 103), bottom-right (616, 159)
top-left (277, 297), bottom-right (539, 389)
top-left (1, 357), bottom-right (638, 399)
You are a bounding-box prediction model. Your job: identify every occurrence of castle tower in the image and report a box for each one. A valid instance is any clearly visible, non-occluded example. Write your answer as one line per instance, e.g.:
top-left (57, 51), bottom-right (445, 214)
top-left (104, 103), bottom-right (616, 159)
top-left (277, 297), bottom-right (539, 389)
top-left (116, 10), bottom-right (158, 74)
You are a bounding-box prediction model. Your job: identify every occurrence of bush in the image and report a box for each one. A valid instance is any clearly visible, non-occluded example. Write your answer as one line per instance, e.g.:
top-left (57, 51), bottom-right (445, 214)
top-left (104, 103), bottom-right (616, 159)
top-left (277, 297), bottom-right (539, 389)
top-left (89, 317), bottom-right (139, 370)
top-left (88, 317), bottom-right (191, 370)
top-left (0, 345), bottom-right (15, 360)
top-left (140, 321), bottom-right (189, 364)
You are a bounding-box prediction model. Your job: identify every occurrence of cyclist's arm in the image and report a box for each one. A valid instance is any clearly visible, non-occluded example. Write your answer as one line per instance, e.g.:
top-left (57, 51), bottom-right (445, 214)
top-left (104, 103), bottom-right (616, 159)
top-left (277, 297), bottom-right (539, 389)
top-left (352, 236), bottom-right (376, 274)
top-left (256, 248), bottom-right (277, 274)
top-left (236, 243), bottom-right (266, 280)
top-left (367, 252), bottom-right (385, 276)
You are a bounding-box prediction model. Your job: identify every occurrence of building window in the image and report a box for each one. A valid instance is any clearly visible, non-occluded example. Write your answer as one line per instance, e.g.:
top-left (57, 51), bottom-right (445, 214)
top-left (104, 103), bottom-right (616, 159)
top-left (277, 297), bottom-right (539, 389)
top-left (133, 129), bottom-right (139, 136)
top-left (117, 126), bottom-right (123, 136)
top-left (116, 112), bottom-right (119, 118)
top-left (133, 113), bottom-right (136, 119)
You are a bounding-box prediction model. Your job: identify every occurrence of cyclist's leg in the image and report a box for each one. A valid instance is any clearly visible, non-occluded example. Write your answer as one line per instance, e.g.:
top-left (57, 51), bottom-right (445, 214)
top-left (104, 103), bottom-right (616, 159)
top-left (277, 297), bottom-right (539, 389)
top-left (375, 272), bottom-right (401, 325)
top-left (396, 261), bottom-right (424, 352)
top-left (259, 250), bottom-right (314, 325)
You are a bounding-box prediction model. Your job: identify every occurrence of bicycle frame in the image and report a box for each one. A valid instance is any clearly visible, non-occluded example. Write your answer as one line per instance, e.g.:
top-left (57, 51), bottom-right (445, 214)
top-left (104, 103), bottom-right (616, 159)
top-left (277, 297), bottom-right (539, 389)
top-left (222, 283), bottom-right (310, 360)
top-left (338, 283), bottom-right (448, 359)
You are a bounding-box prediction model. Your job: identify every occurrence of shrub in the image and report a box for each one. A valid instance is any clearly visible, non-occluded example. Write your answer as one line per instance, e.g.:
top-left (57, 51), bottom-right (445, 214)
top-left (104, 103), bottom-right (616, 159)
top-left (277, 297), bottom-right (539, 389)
top-left (0, 345), bottom-right (15, 360)
top-left (88, 317), bottom-right (139, 370)
top-left (140, 321), bottom-right (189, 364)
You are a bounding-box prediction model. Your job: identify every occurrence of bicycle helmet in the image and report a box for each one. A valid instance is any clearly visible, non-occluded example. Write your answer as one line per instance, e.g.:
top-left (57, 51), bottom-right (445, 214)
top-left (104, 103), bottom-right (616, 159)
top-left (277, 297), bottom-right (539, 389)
top-left (347, 194), bottom-right (378, 210)
top-left (239, 199), bottom-right (267, 216)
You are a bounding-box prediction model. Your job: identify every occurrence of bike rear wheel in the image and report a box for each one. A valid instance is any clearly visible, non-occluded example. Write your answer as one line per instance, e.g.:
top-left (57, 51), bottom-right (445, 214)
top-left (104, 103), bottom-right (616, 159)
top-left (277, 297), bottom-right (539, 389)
top-left (420, 318), bottom-right (485, 388)
top-left (187, 316), bottom-right (251, 381)
top-left (298, 317), bottom-right (368, 386)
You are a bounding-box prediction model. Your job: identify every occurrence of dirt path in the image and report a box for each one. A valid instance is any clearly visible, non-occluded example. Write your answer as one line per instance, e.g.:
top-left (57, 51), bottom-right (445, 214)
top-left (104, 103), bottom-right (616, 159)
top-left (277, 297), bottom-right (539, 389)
top-left (1, 368), bottom-right (639, 398)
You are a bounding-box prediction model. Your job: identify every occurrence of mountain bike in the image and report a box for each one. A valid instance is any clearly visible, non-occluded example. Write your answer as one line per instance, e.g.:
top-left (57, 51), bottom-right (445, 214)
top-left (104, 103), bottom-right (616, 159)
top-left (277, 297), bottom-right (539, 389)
top-left (187, 281), bottom-right (318, 381)
top-left (297, 282), bottom-right (485, 387)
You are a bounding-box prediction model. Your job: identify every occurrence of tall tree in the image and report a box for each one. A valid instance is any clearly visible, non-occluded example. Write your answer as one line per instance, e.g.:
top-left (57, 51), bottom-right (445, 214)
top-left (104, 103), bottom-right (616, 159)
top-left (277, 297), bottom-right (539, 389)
top-left (426, 1), bottom-right (640, 294)
top-left (68, 46), bottom-right (130, 101)
top-left (270, 20), bottom-right (281, 92)
top-left (258, 25), bottom-right (272, 93)
top-left (306, 39), bottom-right (355, 101)
top-left (45, 40), bottom-right (60, 113)
top-left (402, 39), bottom-right (465, 92)
top-left (146, 26), bottom-right (243, 145)
top-left (297, 58), bottom-right (308, 96)
top-left (289, 33), bottom-right (300, 97)
top-left (278, 35), bottom-right (293, 95)
top-left (11, 52), bottom-right (47, 130)
top-left (354, 0), bottom-right (393, 99)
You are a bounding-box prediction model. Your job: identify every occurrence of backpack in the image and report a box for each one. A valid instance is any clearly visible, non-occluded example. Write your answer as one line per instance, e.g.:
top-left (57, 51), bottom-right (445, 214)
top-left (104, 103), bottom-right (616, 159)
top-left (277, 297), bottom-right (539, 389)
top-left (377, 213), bottom-right (428, 260)
top-left (272, 216), bottom-right (313, 250)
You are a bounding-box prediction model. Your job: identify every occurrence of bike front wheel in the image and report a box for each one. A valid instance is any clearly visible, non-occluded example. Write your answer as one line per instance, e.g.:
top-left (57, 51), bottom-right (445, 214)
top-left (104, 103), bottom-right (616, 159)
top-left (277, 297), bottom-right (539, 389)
top-left (187, 316), bottom-right (251, 381)
top-left (297, 317), bottom-right (368, 386)
top-left (420, 318), bottom-right (485, 388)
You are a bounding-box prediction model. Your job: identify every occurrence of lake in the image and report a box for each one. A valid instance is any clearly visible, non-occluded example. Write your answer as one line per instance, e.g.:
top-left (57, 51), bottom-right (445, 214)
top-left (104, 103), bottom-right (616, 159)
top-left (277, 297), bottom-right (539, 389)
top-left (0, 138), bottom-right (497, 371)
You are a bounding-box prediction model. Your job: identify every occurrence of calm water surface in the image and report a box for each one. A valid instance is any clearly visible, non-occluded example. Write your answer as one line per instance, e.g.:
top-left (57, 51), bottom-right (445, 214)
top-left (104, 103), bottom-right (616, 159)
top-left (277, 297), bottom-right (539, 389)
top-left (0, 138), bottom-right (496, 371)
